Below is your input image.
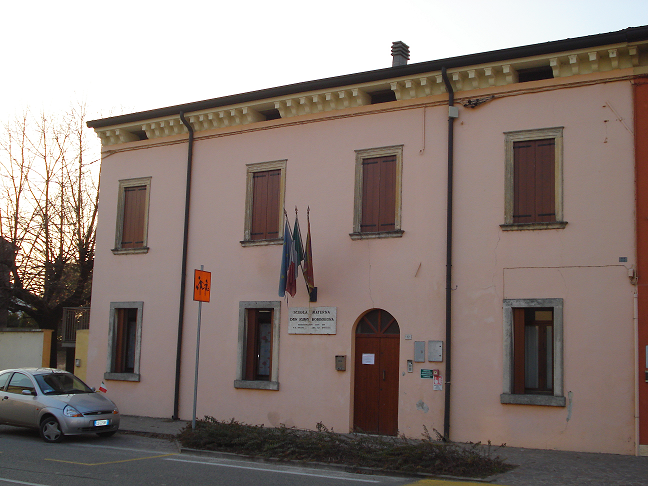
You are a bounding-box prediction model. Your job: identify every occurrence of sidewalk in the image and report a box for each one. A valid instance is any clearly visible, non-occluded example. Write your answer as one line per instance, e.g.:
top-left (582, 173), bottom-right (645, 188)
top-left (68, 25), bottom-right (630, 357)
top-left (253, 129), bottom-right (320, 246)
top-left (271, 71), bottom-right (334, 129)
top-left (120, 414), bottom-right (189, 437)
top-left (118, 415), bottom-right (648, 485)
top-left (490, 446), bottom-right (648, 485)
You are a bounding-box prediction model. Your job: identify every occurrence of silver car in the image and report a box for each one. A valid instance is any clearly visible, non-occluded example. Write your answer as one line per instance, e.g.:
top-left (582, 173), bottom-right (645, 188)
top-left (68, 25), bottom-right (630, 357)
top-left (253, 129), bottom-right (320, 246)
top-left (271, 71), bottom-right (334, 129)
top-left (0, 368), bottom-right (120, 443)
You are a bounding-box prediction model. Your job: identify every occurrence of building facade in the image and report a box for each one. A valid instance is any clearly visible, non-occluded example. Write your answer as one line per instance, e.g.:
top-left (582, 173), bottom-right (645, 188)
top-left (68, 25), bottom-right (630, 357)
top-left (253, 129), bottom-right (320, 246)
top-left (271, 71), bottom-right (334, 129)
top-left (87, 27), bottom-right (648, 454)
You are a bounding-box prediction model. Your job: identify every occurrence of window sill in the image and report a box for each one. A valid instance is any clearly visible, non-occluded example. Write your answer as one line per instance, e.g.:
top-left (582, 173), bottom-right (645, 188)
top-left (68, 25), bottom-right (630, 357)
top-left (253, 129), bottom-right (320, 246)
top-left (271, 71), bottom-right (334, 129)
top-left (112, 247), bottom-right (149, 255)
top-left (500, 222), bottom-right (567, 231)
top-left (349, 230), bottom-right (404, 240)
top-left (240, 239), bottom-right (283, 247)
top-left (104, 372), bottom-right (140, 382)
top-left (234, 380), bottom-right (279, 390)
top-left (500, 393), bottom-right (565, 407)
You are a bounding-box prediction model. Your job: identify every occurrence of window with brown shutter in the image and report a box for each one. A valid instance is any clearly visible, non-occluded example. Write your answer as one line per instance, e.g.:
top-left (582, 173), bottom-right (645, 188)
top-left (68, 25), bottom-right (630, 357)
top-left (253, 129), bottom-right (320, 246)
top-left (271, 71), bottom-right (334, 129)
top-left (244, 308), bottom-right (273, 381)
top-left (503, 128), bottom-right (565, 231)
top-left (250, 170), bottom-right (281, 240)
top-left (513, 307), bottom-right (554, 395)
top-left (352, 146), bottom-right (403, 239)
top-left (106, 301), bottom-right (143, 382)
top-left (114, 177), bottom-right (151, 254)
top-left (243, 160), bottom-right (286, 246)
top-left (501, 298), bottom-right (565, 407)
top-left (361, 156), bottom-right (397, 233)
top-left (235, 301), bottom-right (281, 390)
top-left (513, 139), bottom-right (556, 224)
top-left (122, 186), bottom-right (147, 248)
top-left (113, 308), bottom-right (138, 374)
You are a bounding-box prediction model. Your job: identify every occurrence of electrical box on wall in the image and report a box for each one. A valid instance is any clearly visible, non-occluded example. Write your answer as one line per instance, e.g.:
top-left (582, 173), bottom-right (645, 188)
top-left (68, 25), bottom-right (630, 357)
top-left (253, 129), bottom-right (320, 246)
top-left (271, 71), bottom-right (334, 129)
top-left (428, 341), bottom-right (443, 362)
top-left (335, 355), bottom-right (346, 371)
top-left (414, 341), bottom-right (425, 362)
top-left (407, 360), bottom-right (413, 373)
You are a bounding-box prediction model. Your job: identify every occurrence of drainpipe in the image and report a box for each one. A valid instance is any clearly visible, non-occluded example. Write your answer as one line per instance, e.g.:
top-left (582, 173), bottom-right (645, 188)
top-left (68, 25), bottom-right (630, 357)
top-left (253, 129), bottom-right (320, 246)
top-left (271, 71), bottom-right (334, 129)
top-left (441, 67), bottom-right (457, 442)
top-left (173, 112), bottom-right (194, 420)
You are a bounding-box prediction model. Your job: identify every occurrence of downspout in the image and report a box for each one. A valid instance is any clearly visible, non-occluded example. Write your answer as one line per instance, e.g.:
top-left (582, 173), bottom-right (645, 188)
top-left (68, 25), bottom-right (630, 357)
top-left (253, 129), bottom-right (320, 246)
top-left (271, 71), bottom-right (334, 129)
top-left (441, 67), bottom-right (456, 441)
top-left (173, 112), bottom-right (194, 420)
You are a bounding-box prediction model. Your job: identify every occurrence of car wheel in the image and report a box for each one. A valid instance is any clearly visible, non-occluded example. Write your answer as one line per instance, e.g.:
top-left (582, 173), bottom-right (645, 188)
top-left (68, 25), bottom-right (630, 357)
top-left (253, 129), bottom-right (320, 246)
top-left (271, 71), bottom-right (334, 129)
top-left (97, 431), bottom-right (117, 438)
top-left (40, 417), bottom-right (64, 443)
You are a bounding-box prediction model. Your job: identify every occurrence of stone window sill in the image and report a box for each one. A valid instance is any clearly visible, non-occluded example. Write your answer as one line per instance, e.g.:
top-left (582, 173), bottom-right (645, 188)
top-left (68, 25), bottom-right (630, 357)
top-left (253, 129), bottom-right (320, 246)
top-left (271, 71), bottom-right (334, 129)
top-left (500, 393), bottom-right (566, 407)
top-left (240, 239), bottom-right (283, 247)
top-left (349, 230), bottom-right (404, 240)
top-left (500, 222), bottom-right (567, 231)
top-left (234, 380), bottom-right (279, 391)
top-left (112, 247), bottom-right (149, 255)
top-left (104, 372), bottom-right (140, 382)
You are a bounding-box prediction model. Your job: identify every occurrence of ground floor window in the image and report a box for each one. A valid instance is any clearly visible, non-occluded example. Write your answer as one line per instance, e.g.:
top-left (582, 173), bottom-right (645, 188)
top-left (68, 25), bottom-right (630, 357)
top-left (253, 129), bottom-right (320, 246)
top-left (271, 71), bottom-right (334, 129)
top-left (235, 301), bottom-right (280, 390)
top-left (105, 301), bottom-right (143, 382)
top-left (501, 298), bottom-right (565, 406)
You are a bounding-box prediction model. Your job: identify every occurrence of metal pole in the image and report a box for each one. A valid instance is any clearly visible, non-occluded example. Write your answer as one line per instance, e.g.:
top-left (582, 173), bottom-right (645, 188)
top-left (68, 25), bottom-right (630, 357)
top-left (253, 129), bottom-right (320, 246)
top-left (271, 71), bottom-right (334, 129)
top-left (192, 265), bottom-right (203, 430)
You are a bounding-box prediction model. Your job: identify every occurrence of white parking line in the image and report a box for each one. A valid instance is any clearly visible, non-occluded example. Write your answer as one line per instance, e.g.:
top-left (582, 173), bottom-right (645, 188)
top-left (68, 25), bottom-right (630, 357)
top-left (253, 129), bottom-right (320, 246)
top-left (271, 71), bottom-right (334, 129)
top-left (165, 457), bottom-right (382, 483)
top-left (0, 478), bottom-right (49, 486)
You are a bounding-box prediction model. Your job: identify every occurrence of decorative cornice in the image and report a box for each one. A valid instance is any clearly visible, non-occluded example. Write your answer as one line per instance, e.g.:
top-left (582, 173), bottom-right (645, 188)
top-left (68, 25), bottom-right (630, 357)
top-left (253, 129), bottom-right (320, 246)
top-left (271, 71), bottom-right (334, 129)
top-left (93, 41), bottom-right (648, 147)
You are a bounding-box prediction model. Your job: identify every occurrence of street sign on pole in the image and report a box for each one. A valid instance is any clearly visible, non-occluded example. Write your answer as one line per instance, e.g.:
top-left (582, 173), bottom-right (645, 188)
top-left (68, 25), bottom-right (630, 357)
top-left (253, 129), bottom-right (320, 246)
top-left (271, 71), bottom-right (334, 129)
top-left (193, 269), bottom-right (211, 302)
top-left (192, 266), bottom-right (210, 430)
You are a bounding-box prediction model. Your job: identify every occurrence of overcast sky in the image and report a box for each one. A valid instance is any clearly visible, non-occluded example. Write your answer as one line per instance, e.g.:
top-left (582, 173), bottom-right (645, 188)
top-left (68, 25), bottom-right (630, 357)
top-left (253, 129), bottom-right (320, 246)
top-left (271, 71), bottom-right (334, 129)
top-left (2, 0), bottom-right (648, 124)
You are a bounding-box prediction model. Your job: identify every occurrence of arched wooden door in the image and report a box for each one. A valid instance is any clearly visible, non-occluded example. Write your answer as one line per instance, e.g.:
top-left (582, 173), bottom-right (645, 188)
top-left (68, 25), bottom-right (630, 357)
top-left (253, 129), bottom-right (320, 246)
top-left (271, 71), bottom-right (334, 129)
top-left (353, 309), bottom-right (400, 435)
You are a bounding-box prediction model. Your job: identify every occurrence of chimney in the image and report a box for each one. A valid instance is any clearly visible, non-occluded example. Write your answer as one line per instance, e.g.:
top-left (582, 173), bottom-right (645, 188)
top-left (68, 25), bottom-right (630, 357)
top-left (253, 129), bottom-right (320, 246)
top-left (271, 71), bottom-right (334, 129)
top-left (391, 41), bottom-right (410, 67)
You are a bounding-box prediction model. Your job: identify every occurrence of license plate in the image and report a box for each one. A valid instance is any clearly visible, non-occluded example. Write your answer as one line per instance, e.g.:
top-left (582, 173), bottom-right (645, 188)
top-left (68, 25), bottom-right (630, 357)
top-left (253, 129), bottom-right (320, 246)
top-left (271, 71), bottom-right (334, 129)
top-left (94, 419), bottom-right (109, 426)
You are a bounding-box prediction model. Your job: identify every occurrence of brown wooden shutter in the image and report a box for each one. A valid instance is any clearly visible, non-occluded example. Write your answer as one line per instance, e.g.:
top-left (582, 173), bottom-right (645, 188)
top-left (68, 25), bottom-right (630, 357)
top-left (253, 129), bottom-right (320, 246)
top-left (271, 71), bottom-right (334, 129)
top-left (265, 170), bottom-right (280, 239)
top-left (379, 156), bottom-right (397, 231)
top-left (361, 156), bottom-right (396, 233)
top-left (513, 308), bottom-right (526, 394)
top-left (114, 309), bottom-right (126, 373)
top-left (535, 140), bottom-right (556, 222)
top-left (361, 159), bottom-right (380, 232)
top-left (244, 309), bottom-right (258, 381)
top-left (122, 186), bottom-right (147, 248)
top-left (251, 170), bottom-right (280, 240)
top-left (513, 139), bottom-right (555, 224)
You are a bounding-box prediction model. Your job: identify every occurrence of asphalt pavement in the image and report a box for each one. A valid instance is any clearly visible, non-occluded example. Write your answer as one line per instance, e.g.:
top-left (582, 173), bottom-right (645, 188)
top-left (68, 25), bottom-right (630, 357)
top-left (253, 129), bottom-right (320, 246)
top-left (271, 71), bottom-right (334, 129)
top-left (119, 415), bottom-right (648, 485)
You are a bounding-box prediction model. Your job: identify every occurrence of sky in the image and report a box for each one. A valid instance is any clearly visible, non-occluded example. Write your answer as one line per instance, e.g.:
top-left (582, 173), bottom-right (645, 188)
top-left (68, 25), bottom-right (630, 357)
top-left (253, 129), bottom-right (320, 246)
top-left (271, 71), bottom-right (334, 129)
top-left (2, 0), bottom-right (648, 125)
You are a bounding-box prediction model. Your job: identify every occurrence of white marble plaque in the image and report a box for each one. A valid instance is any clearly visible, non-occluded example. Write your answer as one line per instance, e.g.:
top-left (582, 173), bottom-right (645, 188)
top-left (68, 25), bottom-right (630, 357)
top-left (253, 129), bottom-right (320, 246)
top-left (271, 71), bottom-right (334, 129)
top-left (288, 307), bottom-right (337, 334)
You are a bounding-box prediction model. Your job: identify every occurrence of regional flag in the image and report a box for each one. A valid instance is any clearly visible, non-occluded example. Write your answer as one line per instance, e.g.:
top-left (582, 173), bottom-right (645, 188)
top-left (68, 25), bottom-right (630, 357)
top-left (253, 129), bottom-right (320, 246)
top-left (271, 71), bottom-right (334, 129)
top-left (99, 381), bottom-right (107, 393)
top-left (286, 233), bottom-right (297, 298)
top-left (304, 210), bottom-right (315, 292)
top-left (293, 214), bottom-right (304, 267)
top-left (278, 218), bottom-right (292, 297)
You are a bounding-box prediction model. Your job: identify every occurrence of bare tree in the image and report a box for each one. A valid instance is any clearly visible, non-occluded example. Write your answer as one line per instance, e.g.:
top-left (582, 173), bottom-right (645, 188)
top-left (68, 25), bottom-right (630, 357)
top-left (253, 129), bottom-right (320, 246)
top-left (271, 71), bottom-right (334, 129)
top-left (0, 103), bottom-right (99, 366)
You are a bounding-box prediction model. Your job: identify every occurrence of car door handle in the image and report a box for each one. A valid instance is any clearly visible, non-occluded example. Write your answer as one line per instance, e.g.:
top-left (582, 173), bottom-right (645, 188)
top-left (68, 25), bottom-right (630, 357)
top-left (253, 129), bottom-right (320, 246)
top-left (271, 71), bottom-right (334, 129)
top-left (382, 370), bottom-right (386, 381)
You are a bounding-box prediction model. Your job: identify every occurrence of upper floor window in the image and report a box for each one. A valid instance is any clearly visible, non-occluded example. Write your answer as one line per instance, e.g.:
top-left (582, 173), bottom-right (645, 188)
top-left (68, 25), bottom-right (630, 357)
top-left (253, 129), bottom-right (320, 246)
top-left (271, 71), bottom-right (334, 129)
top-left (242, 160), bottom-right (286, 246)
top-left (113, 177), bottom-right (151, 254)
top-left (351, 145), bottom-right (403, 239)
top-left (503, 128), bottom-right (566, 231)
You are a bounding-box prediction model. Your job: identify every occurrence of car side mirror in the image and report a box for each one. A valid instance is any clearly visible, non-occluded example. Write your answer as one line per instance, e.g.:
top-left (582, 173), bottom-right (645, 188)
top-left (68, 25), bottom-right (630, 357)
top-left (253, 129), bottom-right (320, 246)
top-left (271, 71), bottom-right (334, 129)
top-left (91, 387), bottom-right (96, 392)
top-left (22, 389), bottom-right (36, 396)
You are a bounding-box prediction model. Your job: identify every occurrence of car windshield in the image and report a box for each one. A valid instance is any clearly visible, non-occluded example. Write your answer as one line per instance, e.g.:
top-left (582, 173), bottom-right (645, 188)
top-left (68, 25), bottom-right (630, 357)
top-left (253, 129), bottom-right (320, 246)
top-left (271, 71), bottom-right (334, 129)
top-left (34, 373), bottom-right (93, 395)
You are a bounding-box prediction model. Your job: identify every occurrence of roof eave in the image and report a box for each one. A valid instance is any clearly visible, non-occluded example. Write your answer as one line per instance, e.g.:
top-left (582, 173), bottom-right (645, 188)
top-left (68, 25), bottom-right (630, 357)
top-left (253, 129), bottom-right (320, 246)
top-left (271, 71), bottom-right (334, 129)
top-left (87, 25), bottom-right (648, 129)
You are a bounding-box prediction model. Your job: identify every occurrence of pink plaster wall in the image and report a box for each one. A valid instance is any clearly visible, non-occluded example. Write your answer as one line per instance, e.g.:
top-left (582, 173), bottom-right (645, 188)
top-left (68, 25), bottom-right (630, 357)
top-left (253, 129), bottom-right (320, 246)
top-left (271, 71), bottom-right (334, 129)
top-left (88, 79), bottom-right (637, 453)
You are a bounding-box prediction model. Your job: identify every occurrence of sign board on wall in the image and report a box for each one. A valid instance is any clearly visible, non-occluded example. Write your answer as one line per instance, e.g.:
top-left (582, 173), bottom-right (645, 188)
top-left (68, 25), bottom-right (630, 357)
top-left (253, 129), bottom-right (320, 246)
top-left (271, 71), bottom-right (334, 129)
top-left (288, 307), bottom-right (337, 334)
